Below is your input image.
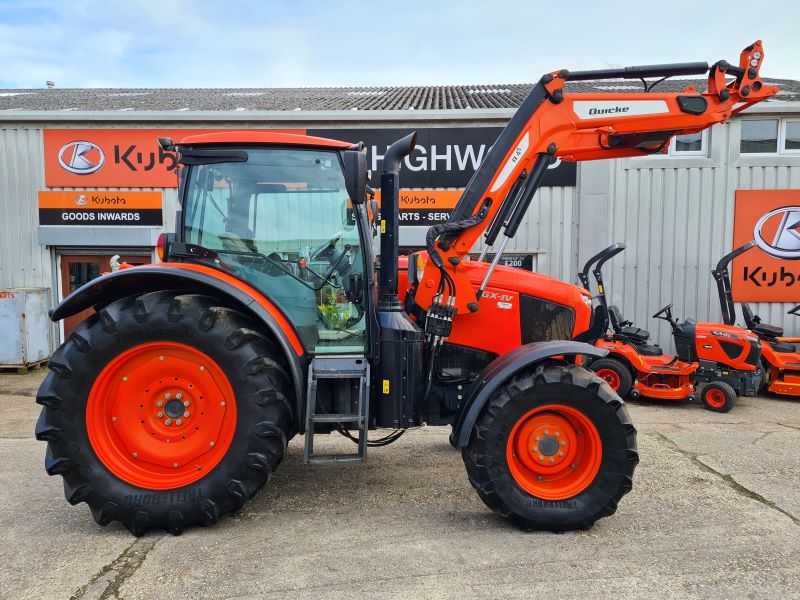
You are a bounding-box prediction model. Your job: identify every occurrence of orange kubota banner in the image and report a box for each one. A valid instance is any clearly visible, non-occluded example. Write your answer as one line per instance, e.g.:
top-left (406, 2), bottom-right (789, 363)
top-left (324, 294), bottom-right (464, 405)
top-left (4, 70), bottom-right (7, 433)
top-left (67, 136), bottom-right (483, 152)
top-left (732, 189), bottom-right (800, 302)
top-left (372, 190), bottom-right (462, 225)
top-left (43, 129), bottom-right (303, 188)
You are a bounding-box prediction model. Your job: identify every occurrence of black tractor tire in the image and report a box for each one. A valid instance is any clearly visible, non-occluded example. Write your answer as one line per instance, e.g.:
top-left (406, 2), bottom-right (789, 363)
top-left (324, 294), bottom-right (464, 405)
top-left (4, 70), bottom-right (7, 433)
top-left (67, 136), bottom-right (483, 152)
top-left (700, 381), bottom-right (736, 413)
top-left (463, 364), bottom-right (638, 532)
top-left (587, 357), bottom-right (633, 398)
top-left (35, 292), bottom-right (295, 536)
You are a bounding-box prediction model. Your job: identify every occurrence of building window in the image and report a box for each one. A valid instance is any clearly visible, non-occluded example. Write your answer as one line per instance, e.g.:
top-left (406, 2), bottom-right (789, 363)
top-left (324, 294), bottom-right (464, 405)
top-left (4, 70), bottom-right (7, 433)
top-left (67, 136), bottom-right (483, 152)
top-left (671, 131), bottom-right (707, 155)
top-left (783, 120), bottom-right (800, 153)
top-left (740, 119), bottom-right (778, 153)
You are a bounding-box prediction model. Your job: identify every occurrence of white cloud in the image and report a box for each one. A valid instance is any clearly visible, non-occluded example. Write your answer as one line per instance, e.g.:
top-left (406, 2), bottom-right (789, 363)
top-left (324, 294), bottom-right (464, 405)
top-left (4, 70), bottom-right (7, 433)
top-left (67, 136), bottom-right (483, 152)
top-left (0, 0), bottom-right (798, 88)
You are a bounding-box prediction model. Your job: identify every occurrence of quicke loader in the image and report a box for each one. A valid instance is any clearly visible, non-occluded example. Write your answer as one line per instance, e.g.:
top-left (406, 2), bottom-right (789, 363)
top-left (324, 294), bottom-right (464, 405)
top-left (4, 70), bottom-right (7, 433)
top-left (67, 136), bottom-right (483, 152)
top-left (37, 42), bottom-right (776, 535)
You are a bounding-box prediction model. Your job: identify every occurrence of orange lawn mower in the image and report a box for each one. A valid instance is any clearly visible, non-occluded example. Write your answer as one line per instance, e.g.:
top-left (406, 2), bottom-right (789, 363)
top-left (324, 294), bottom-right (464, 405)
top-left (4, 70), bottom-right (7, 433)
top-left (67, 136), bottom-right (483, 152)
top-left (581, 243), bottom-right (763, 412)
top-left (715, 243), bottom-right (800, 397)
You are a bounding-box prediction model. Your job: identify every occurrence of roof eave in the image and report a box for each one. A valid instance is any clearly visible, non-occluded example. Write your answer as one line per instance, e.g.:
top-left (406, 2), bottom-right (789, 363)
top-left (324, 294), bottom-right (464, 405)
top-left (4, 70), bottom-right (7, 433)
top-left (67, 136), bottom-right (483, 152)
top-left (0, 108), bottom-right (517, 123)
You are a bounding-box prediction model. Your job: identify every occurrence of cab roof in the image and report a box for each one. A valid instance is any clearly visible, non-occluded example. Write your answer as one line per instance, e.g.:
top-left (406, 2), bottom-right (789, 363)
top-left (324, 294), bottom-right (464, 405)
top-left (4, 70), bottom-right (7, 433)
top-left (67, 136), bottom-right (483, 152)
top-left (178, 131), bottom-right (352, 149)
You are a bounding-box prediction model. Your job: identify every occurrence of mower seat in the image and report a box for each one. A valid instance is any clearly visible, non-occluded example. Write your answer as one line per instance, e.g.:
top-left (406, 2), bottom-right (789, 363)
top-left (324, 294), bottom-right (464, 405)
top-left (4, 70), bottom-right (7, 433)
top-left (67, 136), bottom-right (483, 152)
top-left (608, 305), bottom-right (650, 342)
top-left (742, 303), bottom-right (784, 339)
top-left (754, 323), bottom-right (784, 339)
top-left (768, 339), bottom-right (797, 353)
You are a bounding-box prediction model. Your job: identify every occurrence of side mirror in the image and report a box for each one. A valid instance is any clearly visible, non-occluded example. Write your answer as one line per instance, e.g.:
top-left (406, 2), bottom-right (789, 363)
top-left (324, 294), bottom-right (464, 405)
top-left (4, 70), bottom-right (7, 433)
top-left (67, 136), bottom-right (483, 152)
top-left (343, 150), bottom-right (368, 205)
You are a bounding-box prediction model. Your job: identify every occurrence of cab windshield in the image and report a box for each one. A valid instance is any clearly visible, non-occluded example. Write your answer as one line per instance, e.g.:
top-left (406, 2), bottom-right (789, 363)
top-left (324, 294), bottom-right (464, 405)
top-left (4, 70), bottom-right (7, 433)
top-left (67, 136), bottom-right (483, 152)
top-left (183, 147), bottom-right (367, 354)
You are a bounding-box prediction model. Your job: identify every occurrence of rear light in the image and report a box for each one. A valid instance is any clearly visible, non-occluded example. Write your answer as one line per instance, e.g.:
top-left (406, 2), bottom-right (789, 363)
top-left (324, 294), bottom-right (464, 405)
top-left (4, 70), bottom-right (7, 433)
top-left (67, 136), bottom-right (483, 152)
top-left (156, 233), bottom-right (167, 262)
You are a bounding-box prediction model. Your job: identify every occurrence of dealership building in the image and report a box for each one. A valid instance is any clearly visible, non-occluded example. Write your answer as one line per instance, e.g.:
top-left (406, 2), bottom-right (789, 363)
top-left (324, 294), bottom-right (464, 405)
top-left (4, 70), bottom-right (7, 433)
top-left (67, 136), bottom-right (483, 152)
top-left (1, 78), bottom-right (799, 351)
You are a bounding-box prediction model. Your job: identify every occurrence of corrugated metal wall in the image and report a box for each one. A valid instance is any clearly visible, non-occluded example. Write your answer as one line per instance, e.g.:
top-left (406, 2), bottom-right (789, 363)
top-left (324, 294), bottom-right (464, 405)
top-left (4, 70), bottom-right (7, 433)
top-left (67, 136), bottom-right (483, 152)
top-left (600, 118), bottom-right (800, 347)
top-left (0, 127), bottom-right (51, 290)
top-left (473, 185), bottom-right (576, 282)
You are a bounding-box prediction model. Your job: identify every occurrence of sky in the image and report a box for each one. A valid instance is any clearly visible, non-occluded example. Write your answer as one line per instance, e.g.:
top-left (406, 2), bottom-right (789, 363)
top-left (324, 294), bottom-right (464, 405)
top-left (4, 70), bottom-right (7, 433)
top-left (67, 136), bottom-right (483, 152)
top-left (0, 0), bottom-right (798, 89)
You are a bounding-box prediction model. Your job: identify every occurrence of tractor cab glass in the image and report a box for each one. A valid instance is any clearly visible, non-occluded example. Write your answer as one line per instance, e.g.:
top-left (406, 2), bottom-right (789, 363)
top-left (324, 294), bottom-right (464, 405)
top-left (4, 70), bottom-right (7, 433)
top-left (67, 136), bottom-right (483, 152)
top-left (183, 147), bottom-right (368, 354)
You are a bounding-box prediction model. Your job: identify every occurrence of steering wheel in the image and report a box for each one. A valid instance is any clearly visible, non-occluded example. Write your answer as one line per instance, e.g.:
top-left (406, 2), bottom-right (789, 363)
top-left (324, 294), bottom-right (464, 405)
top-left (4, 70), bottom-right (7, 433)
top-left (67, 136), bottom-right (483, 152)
top-left (652, 303), bottom-right (673, 320)
top-left (309, 231), bottom-right (344, 261)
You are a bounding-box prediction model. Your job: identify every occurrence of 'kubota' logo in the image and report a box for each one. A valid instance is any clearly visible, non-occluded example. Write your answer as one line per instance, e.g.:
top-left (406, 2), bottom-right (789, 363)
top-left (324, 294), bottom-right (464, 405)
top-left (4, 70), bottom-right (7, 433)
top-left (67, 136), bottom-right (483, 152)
top-left (754, 206), bottom-right (800, 260)
top-left (74, 194), bottom-right (88, 206)
top-left (58, 141), bottom-right (105, 175)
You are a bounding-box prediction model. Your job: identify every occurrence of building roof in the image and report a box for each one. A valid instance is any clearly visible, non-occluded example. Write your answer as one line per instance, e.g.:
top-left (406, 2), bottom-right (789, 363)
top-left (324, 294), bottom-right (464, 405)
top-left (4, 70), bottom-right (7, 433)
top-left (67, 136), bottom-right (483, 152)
top-left (0, 78), bottom-right (798, 113)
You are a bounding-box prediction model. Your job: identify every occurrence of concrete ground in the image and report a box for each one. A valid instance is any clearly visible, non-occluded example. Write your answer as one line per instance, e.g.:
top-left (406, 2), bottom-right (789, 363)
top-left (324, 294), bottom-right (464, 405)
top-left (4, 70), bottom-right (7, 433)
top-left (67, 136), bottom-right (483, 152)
top-left (1, 370), bottom-right (798, 600)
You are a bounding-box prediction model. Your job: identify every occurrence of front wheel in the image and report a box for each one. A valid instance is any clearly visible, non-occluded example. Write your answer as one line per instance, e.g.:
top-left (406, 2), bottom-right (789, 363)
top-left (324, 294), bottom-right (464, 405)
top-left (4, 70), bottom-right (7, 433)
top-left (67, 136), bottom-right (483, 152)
top-left (700, 381), bottom-right (736, 413)
top-left (463, 364), bottom-right (638, 531)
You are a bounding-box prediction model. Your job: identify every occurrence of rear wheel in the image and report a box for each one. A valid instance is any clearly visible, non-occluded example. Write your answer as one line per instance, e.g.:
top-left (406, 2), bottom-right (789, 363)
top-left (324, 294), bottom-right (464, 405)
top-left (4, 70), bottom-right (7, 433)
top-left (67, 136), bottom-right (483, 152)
top-left (463, 364), bottom-right (638, 531)
top-left (588, 357), bottom-right (633, 397)
top-left (35, 292), bottom-right (295, 536)
top-left (700, 381), bottom-right (736, 413)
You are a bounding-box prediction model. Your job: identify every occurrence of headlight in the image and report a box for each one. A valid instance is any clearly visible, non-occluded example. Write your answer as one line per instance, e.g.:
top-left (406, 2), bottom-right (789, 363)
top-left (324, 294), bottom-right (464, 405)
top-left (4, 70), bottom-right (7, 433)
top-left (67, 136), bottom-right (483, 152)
top-left (581, 294), bottom-right (593, 308)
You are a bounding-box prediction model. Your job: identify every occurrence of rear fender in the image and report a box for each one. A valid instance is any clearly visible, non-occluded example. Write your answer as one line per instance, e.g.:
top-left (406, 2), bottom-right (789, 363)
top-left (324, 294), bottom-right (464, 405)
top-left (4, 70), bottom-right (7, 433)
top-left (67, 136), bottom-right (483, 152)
top-left (51, 264), bottom-right (307, 427)
top-left (449, 340), bottom-right (608, 448)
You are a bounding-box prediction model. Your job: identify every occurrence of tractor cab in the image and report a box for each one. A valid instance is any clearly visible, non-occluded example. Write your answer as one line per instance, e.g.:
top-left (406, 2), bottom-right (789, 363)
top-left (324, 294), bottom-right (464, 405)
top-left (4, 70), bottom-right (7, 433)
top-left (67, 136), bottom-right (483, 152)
top-left (174, 133), bottom-right (374, 356)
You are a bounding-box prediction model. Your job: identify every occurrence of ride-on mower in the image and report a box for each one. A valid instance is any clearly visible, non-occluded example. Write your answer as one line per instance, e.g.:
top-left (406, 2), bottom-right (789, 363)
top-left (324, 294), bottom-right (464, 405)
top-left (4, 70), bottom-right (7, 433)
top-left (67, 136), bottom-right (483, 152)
top-left (582, 243), bottom-right (762, 412)
top-left (714, 243), bottom-right (800, 397)
top-left (36, 43), bottom-right (775, 535)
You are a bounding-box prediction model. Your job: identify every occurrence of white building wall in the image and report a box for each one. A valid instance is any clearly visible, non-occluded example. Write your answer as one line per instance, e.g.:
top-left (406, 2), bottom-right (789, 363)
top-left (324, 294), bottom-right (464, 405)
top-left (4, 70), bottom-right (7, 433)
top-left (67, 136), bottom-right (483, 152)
top-left (0, 127), bottom-right (51, 290)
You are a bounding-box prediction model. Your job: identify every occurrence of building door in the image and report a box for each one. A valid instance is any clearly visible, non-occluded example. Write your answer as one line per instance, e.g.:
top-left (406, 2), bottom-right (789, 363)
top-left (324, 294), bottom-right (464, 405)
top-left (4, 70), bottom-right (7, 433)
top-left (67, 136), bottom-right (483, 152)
top-left (59, 254), bottom-right (151, 339)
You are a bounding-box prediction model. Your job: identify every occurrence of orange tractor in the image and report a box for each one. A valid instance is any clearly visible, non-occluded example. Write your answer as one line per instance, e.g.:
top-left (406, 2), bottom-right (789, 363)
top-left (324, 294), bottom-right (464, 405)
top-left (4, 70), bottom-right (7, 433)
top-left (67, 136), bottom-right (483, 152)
top-left (36, 43), bottom-right (775, 535)
top-left (715, 243), bottom-right (800, 396)
top-left (581, 243), bottom-right (763, 412)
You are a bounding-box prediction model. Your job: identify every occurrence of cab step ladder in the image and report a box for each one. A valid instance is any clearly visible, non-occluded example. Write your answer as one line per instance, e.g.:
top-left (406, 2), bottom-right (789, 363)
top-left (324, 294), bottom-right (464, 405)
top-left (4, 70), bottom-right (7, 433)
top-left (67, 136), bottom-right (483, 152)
top-left (304, 356), bottom-right (370, 463)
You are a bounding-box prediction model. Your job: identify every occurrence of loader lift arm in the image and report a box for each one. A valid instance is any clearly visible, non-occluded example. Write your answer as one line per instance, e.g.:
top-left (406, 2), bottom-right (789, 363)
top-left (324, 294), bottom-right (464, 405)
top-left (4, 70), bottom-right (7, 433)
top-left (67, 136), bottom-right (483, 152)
top-left (414, 41), bottom-right (777, 314)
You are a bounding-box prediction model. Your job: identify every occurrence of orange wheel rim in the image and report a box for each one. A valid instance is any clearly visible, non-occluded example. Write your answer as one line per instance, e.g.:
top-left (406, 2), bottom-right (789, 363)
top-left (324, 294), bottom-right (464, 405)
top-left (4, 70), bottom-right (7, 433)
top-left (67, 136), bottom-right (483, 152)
top-left (595, 368), bottom-right (621, 391)
top-left (86, 342), bottom-right (237, 490)
top-left (705, 389), bottom-right (726, 409)
top-left (506, 404), bottom-right (602, 500)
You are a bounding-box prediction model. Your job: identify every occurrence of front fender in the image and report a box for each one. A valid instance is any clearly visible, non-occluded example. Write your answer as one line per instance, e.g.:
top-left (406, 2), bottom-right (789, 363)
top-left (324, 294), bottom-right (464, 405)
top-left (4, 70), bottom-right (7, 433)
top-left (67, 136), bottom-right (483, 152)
top-left (449, 340), bottom-right (608, 448)
top-left (51, 263), bottom-right (307, 427)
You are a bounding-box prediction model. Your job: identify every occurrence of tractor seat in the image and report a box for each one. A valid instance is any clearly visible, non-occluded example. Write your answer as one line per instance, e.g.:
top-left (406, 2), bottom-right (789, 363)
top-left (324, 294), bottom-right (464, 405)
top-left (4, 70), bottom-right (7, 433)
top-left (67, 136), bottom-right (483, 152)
top-left (608, 305), bottom-right (650, 342)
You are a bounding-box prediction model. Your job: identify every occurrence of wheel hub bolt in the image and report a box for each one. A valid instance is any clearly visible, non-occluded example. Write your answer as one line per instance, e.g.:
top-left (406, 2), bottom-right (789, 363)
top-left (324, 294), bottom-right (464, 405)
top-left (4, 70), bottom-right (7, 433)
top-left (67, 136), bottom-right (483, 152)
top-left (176, 393), bottom-right (183, 400)
top-left (200, 366), bottom-right (205, 372)
top-left (122, 377), bottom-right (128, 382)
top-left (184, 411), bottom-right (190, 418)
top-left (220, 402), bottom-right (226, 407)
top-left (157, 401), bottom-right (163, 407)
top-left (210, 441), bottom-right (215, 447)
top-left (176, 419), bottom-right (183, 426)
top-left (560, 440), bottom-right (567, 446)
top-left (172, 463), bottom-right (179, 468)
top-left (558, 451), bottom-right (564, 457)
top-left (157, 412), bottom-right (164, 418)
top-left (165, 419), bottom-right (172, 426)
top-left (548, 457), bottom-right (555, 463)
top-left (111, 416), bottom-right (117, 422)
top-left (183, 400), bottom-right (190, 407)
top-left (133, 452), bottom-right (138, 458)
top-left (165, 393), bottom-right (172, 400)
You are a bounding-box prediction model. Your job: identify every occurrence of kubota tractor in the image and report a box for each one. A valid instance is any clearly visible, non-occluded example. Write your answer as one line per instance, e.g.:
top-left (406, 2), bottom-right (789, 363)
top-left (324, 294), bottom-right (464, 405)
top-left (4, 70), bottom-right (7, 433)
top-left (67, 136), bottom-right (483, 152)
top-left (36, 43), bottom-right (775, 535)
top-left (582, 243), bottom-right (763, 412)
top-left (714, 243), bottom-right (800, 396)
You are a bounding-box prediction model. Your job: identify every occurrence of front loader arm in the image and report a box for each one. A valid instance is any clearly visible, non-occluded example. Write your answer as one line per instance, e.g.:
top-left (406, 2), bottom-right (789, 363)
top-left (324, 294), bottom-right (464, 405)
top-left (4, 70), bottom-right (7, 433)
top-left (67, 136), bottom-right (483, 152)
top-left (415, 41), bottom-right (776, 314)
